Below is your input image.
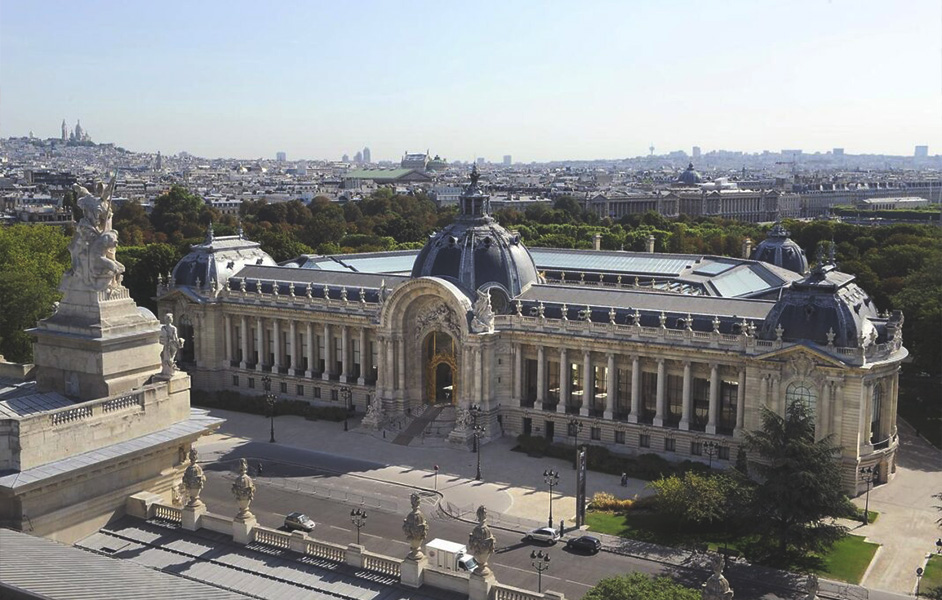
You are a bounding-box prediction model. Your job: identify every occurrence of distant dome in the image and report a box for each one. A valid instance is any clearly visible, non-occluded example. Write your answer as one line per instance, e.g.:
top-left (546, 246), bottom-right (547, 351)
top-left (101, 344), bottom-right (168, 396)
top-left (676, 162), bottom-right (702, 185)
top-left (751, 223), bottom-right (808, 275)
top-left (172, 225), bottom-right (276, 288)
top-left (759, 265), bottom-right (880, 347)
top-left (411, 166), bottom-right (539, 302)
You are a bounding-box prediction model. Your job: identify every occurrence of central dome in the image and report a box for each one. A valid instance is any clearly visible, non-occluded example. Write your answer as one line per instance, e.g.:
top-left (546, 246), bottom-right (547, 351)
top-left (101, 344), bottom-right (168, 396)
top-left (411, 166), bottom-right (539, 305)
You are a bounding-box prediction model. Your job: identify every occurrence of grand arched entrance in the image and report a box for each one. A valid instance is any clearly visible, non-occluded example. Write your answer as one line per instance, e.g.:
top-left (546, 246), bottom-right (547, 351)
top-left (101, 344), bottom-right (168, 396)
top-left (425, 331), bottom-right (458, 405)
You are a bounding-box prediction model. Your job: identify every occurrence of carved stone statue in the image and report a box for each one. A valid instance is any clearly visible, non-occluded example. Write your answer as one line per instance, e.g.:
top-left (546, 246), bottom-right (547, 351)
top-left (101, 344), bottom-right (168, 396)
top-left (159, 314), bottom-right (185, 376)
top-left (231, 458), bottom-right (256, 520)
top-left (471, 289), bottom-right (495, 333)
top-left (804, 574), bottom-right (818, 600)
top-left (702, 553), bottom-right (734, 600)
top-left (64, 174), bottom-right (125, 292)
top-left (182, 448), bottom-right (206, 508)
top-left (467, 505), bottom-right (497, 576)
top-left (454, 407), bottom-right (470, 431)
top-left (402, 492), bottom-right (430, 560)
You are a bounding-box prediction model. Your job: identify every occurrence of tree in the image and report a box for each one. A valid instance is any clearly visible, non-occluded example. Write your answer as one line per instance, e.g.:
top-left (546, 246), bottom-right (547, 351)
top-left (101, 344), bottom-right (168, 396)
top-left (150, 185), bottom-right (206, 239)
top-left (745, 401), bottom-right (852, 559)
top-left (117, 244), bottom-right (183, 311)
top-left (649, 472), bottom-right (752, 529)
top-left (583, 573), bottom-right (700, 600)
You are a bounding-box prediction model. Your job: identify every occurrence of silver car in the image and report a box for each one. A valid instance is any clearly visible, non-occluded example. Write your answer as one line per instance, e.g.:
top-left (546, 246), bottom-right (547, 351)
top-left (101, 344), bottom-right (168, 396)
top-left (525, 527), bottom-right (560, 544)
top-left (284, 512), bottom-right (315, 532)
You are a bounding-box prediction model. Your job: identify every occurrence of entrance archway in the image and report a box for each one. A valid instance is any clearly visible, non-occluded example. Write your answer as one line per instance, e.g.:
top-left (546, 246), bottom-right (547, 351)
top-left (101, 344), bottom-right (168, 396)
top-left (424, 331), bottom-right (458, 405)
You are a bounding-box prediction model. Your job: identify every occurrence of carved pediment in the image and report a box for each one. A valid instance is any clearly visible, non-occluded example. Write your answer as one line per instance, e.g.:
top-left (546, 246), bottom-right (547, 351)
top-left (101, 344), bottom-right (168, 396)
top-left (414, 301), bottom-right (461, 342)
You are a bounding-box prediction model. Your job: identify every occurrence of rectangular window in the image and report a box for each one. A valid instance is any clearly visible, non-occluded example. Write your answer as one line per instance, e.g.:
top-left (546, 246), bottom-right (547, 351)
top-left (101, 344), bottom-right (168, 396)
top-left (251, 328), bottom-right (259, 364)
top-left (331, 389), bottom-right (339, 402)
top-left (693, 378), bottom-right (710, 428)
top-left (283, 331), bottom-right (291, 368)
top-left (617, 368), bottom-right (630, 418)
top-left (300, 333), bottom-right (308, 371)
top-left (667, 374), bottom-right (683, 425)
top-left (719, 381), bottom-right (738, 432)
top-left (296, 384), bottom-right (304, 396)
top-left (591, 426), bottom-right (601, 440)
top-left (691, 441), bottom-right (703, 456)
top-left (570, 363), bottom-right (583, 408)
top-left (248, 377), bottom-right (255, 389)
top-left (352, 339), bottom-right (361, 379)
top-left (370, 341), bottom-right (378, 381)
top-left (615, 430), bottom-right (626, 444)
top-left (314, 387), bottom-right (321, 399)
top-left (235, 326), bottom-right (243, 363)
top-left (268, 330), bottom-right (275, 367)
top-left (524, 358), bottom-right (538, 406)
top-left (279, 381), bottom-right (288, 394)
top-left (641, 372), bottom-right (657, 422)
top-left (665, 438), bottom-right (676, 452)
top-left (639, 433), bottom-right (650, 448)
top-left (317, 335), bottom-right (325, 373)
top-left (232, 375), bottom-right (239, 387)
top-left (334, 337), bottom-right (343, 375)
top-left (547, 361), bottom-right (560, 405)
top-left (718, 446), bottom-right (730, 461)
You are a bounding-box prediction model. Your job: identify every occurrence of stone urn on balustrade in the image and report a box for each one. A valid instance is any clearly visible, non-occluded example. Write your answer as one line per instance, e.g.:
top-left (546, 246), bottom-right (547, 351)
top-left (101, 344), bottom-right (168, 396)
top-left (231, 458), bottom-right (256, 521)
top-left (182, 448), bottom-right (206, 508)
top-left (402, 492), bottom-right (429, 560)
top-left (467, 505), bottom-right (496, 577)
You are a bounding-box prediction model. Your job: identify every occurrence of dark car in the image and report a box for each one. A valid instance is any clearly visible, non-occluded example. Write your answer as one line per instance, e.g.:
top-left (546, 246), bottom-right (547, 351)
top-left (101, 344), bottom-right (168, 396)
top-left (565, 535), bottom-right (602, 554)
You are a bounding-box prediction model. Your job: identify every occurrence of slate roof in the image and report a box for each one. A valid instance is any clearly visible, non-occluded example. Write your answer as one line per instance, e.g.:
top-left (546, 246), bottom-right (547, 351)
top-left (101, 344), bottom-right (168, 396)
top-left (0, 378), bottom-right (73, 419)
top-left (0, 528), bottom-right (248, 600)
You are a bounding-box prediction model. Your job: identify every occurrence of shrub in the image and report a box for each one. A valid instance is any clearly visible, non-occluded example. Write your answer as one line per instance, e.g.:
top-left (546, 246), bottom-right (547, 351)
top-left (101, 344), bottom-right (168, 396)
top-left (590, 491), bottom-right (634, 512)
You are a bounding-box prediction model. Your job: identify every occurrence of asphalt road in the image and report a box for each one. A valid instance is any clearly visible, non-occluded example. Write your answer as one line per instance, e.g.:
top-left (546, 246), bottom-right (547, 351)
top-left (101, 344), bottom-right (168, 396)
top-left (199, 458), bottom-right (804, 600)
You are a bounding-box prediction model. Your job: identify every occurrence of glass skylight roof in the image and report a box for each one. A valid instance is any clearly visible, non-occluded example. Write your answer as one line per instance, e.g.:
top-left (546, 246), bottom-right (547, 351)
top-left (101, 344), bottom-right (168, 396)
top-left (710, 266), bottom-right (773, 297)
top-left (529, 249), bottom-right (692, 276)
top-left (693, 262), bottom-right (736, 276)
top-left (339, 254), bottom-right (417, 274)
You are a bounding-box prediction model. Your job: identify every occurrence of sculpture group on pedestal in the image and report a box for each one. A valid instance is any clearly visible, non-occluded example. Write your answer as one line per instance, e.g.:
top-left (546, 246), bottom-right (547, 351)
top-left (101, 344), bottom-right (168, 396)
top-left (159, 314), bottom-right (185, 376)
top-left (64, 175), bottom-right (125, 292)
top-left (702, 554), bottom-right (733, 600)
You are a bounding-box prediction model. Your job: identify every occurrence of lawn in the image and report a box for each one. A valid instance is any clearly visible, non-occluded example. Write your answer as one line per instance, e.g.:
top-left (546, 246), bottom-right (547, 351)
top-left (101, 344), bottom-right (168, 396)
top-left (586, 510), bottom-right (878, 583)
top-left (921, 555), bottom-right (942, 597)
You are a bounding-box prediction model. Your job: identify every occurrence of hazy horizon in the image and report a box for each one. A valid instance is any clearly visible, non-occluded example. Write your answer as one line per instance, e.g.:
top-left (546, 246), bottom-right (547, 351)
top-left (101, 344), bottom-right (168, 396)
top-left (2, 0), bottom-right (940, 163)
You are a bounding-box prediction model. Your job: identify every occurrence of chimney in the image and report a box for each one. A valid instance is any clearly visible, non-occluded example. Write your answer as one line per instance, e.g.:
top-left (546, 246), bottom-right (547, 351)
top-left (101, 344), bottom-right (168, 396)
top-left (742, 237), bottom-right (753, 259)
top-left (646, 234), bottom-right (656, 254)
top-left (593, 233), bottom-right (602, 251)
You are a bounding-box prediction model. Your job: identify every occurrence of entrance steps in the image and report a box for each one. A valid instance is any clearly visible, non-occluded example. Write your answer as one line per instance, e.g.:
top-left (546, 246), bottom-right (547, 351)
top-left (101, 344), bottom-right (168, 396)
top-left (391, 404), bottom-right (446, 445)
top-left (389, 404), bottom-right (457, 446)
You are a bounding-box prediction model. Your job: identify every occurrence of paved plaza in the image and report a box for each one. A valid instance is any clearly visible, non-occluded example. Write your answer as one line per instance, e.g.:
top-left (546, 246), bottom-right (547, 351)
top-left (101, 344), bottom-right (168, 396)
top-left (195, 407), bottom-right (936, 598)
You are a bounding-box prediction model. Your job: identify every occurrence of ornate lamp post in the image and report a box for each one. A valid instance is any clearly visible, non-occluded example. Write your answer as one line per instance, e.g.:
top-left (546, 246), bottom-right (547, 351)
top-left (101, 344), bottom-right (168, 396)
top-left (567, 419), bottom-right (582, 469)
top-left (261, 375), bottom-right (276, 443)
top-left (350, 507), bottom-right (368, 545)
top-left (859, 466), bottom-right (877, 524)
top-left (530, 550), bottom-right (551, 593)
top-left (543, 469), bottom-right (560, 529)
top-left (340, 386), bottom-right (351, 431)
top-left (472, 422), bottom-right (486, 481)
top-left (703, 440), bottom-right (719, 468)
top-left (470, 404), bottom-right (481, 452)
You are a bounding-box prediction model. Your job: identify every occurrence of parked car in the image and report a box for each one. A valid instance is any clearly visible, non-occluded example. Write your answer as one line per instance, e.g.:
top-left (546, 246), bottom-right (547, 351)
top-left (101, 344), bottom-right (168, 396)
top-left (525, 527), bottom-right (560, 544)
top-left (565, 535), bottom-right (602, 554)
top-left (284, 512), bottom-right (315, 532)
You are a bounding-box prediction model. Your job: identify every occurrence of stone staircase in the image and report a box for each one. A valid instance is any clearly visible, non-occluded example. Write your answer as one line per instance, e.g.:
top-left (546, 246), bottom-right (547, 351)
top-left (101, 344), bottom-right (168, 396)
top-left (390, 404), bottom-right (457, 446)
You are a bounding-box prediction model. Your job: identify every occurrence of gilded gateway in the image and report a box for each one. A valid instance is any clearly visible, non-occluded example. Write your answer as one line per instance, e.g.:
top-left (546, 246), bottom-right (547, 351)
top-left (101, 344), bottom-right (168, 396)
top-left (158, 167), bottom-right (904, 493)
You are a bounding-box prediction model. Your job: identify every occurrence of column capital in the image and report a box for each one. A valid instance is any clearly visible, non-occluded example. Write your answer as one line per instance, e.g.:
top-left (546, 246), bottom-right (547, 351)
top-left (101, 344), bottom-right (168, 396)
top-left (656, 357), bottom-right (665, 366)
top-left (682, 360), bottom-right (692, 369)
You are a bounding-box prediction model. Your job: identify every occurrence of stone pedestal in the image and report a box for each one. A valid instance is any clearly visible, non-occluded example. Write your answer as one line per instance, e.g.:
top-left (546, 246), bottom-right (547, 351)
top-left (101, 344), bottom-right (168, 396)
top-left (289, 530), bottom-right (309, 554)
top-left (182, 503), bottom-right (206, 531)
top-left (468, 571), bottom-right (494, 600)
top-left (346, 544), bottom-right (364, 568)
top-left (447, 428), bottom-right (473, 449)
top-left (401, 556), bottom-right (426, 588)
top-left (232, 516), bottom-right (256, 545)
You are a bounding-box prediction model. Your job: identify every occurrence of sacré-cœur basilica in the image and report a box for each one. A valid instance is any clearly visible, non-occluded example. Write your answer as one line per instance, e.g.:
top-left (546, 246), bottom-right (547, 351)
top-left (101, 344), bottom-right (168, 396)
top-left (158, 167), bottom-right (905, 494)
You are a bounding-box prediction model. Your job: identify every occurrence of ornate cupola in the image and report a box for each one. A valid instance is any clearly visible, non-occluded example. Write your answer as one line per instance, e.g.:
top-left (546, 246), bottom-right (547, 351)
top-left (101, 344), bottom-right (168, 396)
top-left (411, 166), bottom-right (539, 309)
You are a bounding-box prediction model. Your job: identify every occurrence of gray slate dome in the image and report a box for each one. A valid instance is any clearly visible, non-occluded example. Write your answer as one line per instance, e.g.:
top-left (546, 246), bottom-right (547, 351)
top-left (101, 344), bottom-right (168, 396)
top-left (411, 166), bottom-right (540, 304)
top-left (759, 263), bottom-right (880, 347)
top-left (750, 223), bottom-right (808, 275)
top-left (172, 225), bottom-right (277, 288)
top-left (677, 162), bottom-right (702, 185)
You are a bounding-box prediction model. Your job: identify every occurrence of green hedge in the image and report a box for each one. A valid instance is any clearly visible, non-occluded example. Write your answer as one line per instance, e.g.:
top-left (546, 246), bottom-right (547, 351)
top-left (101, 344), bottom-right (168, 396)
top-left (191, 389), bottom-right (348, 421)
top-left (516, 434), bottom-right (712, 480)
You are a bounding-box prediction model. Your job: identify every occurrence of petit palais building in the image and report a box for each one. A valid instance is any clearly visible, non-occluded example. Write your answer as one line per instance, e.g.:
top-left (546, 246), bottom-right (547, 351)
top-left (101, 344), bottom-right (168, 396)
top-left (158, 168), bottom-right (905, 494)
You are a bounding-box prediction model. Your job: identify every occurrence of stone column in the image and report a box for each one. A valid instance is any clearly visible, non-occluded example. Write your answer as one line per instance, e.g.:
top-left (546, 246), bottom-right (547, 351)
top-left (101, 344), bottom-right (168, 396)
top-left (604, 353), bottom-right (615, 420)
top-left (707, 363), bottom-right (719, 434)
top-left (305, 322), bottom-right (314, 377)
top-left (255, 317), bottom-right (264, 372)
top-left (224, 315), bottom-right (232, 367)
top-left (629, 355), bottom-right (640, 423)
top-left (341, 325), bottom-right (349, 383)
top-left (358, 327), bottom-right (368, 385)
top-left (512, 344), bottom-right (522, 407)
top-left (386, 337), bottom-right (395, 395)
top-left (397, 337), bottom-right (406, 399)
top-left (818, 380), bottom-right (831, 441)
top-left (771, 375), bottom-right (781, 415)
top-left (240, 315), bottom-right (249, 369)
top-left (557, 348), bottom-right (568, 414)
top-left (680, 361), bottom-right (692, 430)
top-left (653, 358), bottom-right (665, 426)
top-left (272, 318), bottom-right (281, 371)
top-left (536, 345), bottom-right (545, 410)
top-left (735, 369), bottom-right (746, 435)
top-left (375, 336), bottom-right (386, 395)
top-left (474, 346), bottom-right (483, 404)
top-left (759, 374), bottom-right (769, 409)
top-left (288, 320), bottom-right (297, 373)
top-left (322, 323), bottom-right (332, 381)
top-left (580, 350), bottom-right (592, 417)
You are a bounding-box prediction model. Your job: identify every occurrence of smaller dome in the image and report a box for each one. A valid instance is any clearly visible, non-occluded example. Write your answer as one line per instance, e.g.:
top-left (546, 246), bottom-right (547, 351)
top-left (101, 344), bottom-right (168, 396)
top-left (677, 162), bottom-right (702, 185)
top-left (172, 225), bottom-right (276, 289)
top-left (751, 223), bottom-right (808, 275)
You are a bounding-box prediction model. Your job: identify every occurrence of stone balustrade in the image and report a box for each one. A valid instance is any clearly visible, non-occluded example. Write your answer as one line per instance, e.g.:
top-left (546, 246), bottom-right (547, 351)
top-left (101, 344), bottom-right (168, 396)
top-left (253, 526), bottom-right (291, 549)
top-left (305, 539), bottom-right (346, 563)
top-left (493, 583), bottom-right (561, 600)
top-left (363, 552), bottom-right (401, 578)
top-left (153, 504), bottom-right (182, 523)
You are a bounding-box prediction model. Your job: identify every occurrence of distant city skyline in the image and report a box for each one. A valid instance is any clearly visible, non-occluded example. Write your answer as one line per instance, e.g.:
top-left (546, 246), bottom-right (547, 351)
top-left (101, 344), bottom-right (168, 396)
top-left (2, 0), bottom-right (940, 162)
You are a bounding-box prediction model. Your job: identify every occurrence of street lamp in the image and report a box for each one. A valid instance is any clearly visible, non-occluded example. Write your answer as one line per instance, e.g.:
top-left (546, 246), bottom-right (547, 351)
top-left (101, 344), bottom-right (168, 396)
top-left (917, 567), bottom-right (924, 597)
top-left (543, 469), bottom-right (560, 529)
top-left (261, 375), bottom-right (276, 443)
top-left (859, 466), bottom-right (877, 524)
top-left (567, 419), bottom-right (583, 469)
top-left (472, 422), bottom-right (486, 481)
top-left (703, 441), bottom-right (719, 468)
top-left (350, 507), bottom-right (368, 545)
top-left (470, 404), bottom-right (481, 452)
top-left (340, 386), bottom-right (351, 431)
top-left (530, 550), bottom-right (551, 593)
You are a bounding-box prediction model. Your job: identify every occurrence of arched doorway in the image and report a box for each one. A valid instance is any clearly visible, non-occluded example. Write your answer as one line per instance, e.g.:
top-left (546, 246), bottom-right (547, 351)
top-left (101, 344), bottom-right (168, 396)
top-left (425, 331), bottom-right (458, 405)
